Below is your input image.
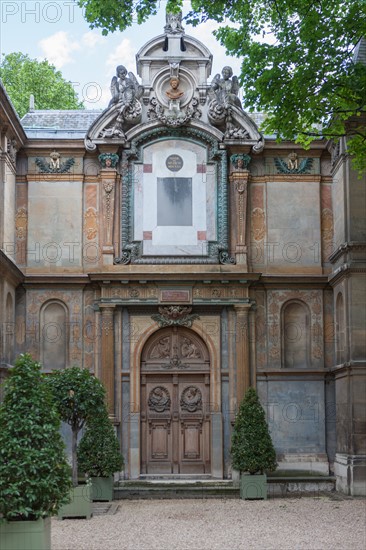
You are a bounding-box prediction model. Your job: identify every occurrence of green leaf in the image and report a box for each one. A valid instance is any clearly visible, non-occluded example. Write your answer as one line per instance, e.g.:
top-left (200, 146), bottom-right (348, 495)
top-left (0, 52), bottom-right (84, 118)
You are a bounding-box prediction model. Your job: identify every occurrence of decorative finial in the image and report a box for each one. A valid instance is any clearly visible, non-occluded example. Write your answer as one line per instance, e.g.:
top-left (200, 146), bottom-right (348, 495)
top-left (164, 11), bottom-right (184, 35)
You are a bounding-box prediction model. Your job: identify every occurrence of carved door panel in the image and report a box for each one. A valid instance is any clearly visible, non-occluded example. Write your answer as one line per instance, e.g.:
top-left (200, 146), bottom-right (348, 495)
top-left (179, 376), bottom-right (210, 474)
top-left (141, 327), bottom-right (211, 475)
top-left (141, 377), bottom-right (173, 474)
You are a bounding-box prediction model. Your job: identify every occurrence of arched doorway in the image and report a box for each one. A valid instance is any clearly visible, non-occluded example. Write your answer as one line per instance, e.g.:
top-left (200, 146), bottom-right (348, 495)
top-left (140, 326), bottom-right (211, 474)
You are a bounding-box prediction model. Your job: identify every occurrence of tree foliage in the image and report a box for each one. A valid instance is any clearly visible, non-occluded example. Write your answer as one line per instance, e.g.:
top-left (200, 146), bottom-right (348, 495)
top-left (0, 354), bottom-right (71, 521)
top-left (77, 0), bottom-right (366, 173)
top-left (78, 407), bottom-right (124, 477)
top-left (47, 367), bottom-right (106, 487)
top-left (0, 52), bottom-right (84, 118)
top-left (231, 387), bottom-right (277, 475)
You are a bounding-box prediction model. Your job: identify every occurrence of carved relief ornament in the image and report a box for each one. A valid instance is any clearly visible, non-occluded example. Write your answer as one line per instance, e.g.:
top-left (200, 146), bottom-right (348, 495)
top-left (148, 386), bottom-right (171, 412)
top-left (98, 153), bottom-right (119, 169)
top-left (151, 306), bottom-right (200, 328)
top-left (15, 207), bottom-right (27, 240)
top-left (251, 208), bottom-right (265, 241)
top-left (35, 152), bottom-right (75, 173)
top-left (274, 154), bottom-right (313, 174)
top-left (180, 386), bottom-right (202, 412)
top-left (84, 207), bottom-right (98, 240)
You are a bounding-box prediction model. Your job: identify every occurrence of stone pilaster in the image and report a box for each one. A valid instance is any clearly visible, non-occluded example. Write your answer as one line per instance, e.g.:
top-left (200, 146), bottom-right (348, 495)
top-left (249, 308), bottom-right (257, 388)
top-left (100, 170), bottom-right (117, 264)
top-left (234, 305), bottom-right (251, 402)
top-left (230, 169), bottom-right (249, 268)
top-left (100, 304), bottom-right (116, 419)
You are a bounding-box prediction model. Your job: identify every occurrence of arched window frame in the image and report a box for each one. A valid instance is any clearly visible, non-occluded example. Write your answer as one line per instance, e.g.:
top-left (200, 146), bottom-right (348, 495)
top-left (281, 299), bottom-right (311, 369)
top-left (40, 299), bottom-right (69, 371)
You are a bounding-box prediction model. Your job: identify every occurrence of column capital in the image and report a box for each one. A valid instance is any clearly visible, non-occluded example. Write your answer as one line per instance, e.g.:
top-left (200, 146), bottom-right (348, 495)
top-left (233, 303), bottom-right (251, 313)
top-left (99, 303), bottom-right (117, 311)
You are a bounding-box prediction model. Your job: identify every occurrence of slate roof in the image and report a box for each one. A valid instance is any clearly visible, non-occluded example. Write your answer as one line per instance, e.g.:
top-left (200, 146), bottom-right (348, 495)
top-left (21, 109), bottom-right (103, 138)
top-left (354, 36), bottom-right (366, 64)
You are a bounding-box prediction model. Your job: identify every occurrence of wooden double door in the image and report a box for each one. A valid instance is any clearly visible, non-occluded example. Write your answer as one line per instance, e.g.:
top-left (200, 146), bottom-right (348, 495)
top-left (141, 327), bottom-right (211, 474)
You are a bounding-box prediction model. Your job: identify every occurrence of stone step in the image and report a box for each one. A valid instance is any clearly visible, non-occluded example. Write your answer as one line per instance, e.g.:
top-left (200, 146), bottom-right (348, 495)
top-left (139, 474), bottom-right (213, 481)
top-left (114, 476), bottom-right (336, 499)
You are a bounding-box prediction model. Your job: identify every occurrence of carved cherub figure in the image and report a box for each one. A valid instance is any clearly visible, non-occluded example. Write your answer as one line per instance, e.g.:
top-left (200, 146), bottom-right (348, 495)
top-left (109, 65), bottom-right (143, 108)
top-left (210, 66), bottom-right (242, 109)
top-left (164, 11), bottom-right (184, 34)
top-left (166, 76), bottom-right (184, 100)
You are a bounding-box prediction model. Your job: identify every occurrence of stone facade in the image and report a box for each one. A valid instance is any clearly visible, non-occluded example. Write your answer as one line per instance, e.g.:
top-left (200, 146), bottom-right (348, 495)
top-left (0, 20), bottom-right (365, 494)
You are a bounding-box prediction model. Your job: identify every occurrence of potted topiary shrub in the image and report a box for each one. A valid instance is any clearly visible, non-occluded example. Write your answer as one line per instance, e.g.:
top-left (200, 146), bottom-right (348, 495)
top-left (231, 387), bottom-right (277, 500)
top-left (47, 366), bottom-right (106, 519)
top-left (78, 407), bottom-right (124, 501)
top-left (0, 354), bottom-right (71, 549)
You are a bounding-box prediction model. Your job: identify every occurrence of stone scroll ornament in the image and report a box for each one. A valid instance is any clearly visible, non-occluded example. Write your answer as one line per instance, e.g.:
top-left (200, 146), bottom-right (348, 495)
top-left (148, 386), bottom-right (171, 413)
top-left (35, 151), bottom-right (75, 173)
top-left (151, 306), bottom-right (200, 328)
top-left (274, 152), bottom-right (313, 174)
top-left (180, 386), bottom-right (202, 412)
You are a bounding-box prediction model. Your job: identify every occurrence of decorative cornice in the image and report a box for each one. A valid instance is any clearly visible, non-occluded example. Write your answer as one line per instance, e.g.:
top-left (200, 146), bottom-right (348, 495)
top-left (328, 241), bottom-right (366, 264)
top-left (328, 263), bottom-right (366, 285)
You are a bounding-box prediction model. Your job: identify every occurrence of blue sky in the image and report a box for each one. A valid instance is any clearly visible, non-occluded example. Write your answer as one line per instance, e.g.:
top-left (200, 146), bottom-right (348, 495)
top-left (0, 1), bottom-right (243, 109)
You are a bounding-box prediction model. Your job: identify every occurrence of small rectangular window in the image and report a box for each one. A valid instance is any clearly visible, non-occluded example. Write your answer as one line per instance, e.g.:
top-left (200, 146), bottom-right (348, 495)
top-left (157, 177), bottom-right (192, 226)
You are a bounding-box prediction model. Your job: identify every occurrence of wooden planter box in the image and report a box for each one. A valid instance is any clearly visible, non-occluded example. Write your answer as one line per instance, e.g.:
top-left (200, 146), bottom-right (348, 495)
top-left (58, 484), bottom-right (92, 519)
top-left (0, 517), bottom-right (51, 550)
top-left (240, 474), bottom-right (268, 500)
top-left (91, 476), bottom-right (114, 501)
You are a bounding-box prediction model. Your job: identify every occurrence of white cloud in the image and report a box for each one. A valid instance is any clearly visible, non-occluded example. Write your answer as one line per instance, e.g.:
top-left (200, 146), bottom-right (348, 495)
top-left (82, 31), bottom-right (105, 49)
top-left (106, 38), bottom-right (136, 75)
top-left (38, 32), bottom-right (80, 68)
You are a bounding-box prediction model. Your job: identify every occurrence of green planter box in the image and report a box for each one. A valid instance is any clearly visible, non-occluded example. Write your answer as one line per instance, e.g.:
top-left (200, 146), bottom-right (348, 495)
top-left (0, 517), bottom-right (51, 550)
top-left (91, 476), bottom-right (114, 501)
top-left (240, 474), bottom-right (268, 500)
top-left (58, 484), bottom-right (92, 519)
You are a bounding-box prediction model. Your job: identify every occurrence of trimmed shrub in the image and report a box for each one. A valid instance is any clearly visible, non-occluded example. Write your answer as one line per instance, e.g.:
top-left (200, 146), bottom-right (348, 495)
top-left (231, 387), bottom-right (277, 475)
top-left (0, 354), bottom-right (71, 520)
top-left (78, 407), bottom-right (124, 477)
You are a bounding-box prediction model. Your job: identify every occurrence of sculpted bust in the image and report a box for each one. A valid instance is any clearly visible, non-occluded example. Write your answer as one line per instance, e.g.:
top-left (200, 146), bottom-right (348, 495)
top-left (166, 77), bottom-right (184, 100)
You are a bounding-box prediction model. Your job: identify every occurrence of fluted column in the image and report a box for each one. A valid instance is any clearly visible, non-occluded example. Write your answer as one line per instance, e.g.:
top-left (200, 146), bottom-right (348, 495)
top-left (100, 304), bottom-right (116, 419)
top-left (234, 305), bottom-right (251, 402)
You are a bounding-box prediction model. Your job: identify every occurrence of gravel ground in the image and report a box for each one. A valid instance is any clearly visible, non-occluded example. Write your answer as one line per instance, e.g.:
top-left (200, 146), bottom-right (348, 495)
top-left (52, 496), bottom-right (366, 550)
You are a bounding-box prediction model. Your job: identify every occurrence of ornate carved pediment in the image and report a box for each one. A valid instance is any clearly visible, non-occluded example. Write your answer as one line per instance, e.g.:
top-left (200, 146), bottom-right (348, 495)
top-left (208, 104), bottom-right (264, 150)
top-left (85, 102), bottom-right (142, 151)
top-left (85, 66), bottom-right (143, 151)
